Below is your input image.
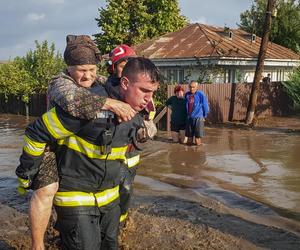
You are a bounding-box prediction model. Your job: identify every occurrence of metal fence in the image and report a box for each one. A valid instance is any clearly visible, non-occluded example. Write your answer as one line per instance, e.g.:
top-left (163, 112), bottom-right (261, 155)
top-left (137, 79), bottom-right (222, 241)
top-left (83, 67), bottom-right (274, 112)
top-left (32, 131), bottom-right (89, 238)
top-left (0, 82), bottom-right (292, 127)
top-left (166, 82), bottom-right (292, 126)
top-left (0, 94), bottom-right (47, 116)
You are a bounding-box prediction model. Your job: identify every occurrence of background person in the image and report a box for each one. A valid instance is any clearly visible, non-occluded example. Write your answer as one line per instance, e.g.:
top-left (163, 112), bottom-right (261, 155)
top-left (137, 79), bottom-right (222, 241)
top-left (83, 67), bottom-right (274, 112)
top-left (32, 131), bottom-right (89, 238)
top-left (262, 73), bottom-right (272, 84)
top-left (165, 85), bottom-right (187, 143)
top-left (185, 80), bottom-right (209, 146)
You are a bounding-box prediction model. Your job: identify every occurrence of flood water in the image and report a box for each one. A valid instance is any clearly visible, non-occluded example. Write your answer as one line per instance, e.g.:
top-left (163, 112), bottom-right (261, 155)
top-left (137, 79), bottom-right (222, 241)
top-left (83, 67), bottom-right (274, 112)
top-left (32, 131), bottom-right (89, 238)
top-left (1, 114), bottom-right (300, 225)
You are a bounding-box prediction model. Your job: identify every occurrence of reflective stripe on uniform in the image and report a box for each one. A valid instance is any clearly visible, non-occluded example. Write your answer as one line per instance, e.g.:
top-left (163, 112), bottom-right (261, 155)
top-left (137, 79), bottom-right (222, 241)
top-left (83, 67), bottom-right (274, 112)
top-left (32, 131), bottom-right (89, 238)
top-left (125, 154), bottom-right (140, 168)
top-left (42, 107), bottom-right (73, 139)
top-left (120, 212), bottom-right (128, 222)
top-left (57, 136), bottom-right (128, 160)
top-left (148, 111), bottom-right (156, 120)
top-left (54, 185), bottom-right (119, 207)
top-left (23, 135), bottom-right (46, 156)
top-left (18, 177), bottom-right (30, 188)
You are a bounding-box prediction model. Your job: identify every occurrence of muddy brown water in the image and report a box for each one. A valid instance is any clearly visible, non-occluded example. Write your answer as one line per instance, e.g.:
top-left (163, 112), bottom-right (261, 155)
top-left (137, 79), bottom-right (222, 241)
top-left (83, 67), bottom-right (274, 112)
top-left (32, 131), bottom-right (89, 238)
top-left (1, 114), bottom-right (300, 228)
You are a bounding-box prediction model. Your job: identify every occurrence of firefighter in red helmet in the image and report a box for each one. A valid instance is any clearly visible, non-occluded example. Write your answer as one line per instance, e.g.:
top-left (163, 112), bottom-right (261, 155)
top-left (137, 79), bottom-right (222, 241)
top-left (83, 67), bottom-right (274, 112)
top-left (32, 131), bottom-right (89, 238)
top-left (107, 44), bottom-right (137, 77)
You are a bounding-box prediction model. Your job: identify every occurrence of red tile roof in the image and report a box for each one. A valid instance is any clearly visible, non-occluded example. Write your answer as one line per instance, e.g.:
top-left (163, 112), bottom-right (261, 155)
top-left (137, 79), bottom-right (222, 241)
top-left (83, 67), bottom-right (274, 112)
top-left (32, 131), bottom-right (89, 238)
top-left (134, 23), bottom-right (299, 60)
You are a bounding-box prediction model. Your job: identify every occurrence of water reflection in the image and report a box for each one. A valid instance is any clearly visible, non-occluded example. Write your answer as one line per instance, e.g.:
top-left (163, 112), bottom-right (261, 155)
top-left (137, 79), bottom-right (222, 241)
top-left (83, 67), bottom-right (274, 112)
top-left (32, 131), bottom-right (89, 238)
top-left (166, 145), bottom-right (207, 181)
top-left (1, 114), bottom-right (300, 222)
top-left (140, 128), bottom-right (300, 219)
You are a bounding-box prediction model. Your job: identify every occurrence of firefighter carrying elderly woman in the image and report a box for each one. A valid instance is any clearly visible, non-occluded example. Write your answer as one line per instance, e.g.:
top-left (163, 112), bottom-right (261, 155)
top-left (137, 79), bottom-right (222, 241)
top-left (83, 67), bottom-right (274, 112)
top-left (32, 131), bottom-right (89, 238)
top-left (16, 35), bottom-right (159, 250)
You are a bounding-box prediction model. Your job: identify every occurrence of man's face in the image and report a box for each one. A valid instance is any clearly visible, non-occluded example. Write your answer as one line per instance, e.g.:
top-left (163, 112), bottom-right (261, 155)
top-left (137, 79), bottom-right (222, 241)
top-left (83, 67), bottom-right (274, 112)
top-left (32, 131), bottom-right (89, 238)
top-left (189, 82), bottom-right (197, 94)
top-left (67, 64), bottom-right (97, 88)
top-left (115, 60), bottom-right (127, 78)
top-left (120, 73), bottom-right (159, 111)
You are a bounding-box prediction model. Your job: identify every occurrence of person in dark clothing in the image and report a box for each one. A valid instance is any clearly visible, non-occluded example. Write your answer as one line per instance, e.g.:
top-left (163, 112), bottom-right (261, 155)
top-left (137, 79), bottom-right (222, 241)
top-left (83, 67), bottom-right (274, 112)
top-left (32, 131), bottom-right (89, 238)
top-left (185, 81), bottom-right (209, 146)
top-left (165, 85), bottom-right (187, 143)
top-left (105, 45), bottom-right (157, 224)
top-left (262, 73), bottom-right (271, 84)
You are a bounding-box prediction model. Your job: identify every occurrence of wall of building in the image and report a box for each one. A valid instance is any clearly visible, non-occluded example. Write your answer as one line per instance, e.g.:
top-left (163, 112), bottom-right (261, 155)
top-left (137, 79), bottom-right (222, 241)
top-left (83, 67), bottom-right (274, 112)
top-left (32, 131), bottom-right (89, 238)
top-left (159, 65), bottom-right (294, 84)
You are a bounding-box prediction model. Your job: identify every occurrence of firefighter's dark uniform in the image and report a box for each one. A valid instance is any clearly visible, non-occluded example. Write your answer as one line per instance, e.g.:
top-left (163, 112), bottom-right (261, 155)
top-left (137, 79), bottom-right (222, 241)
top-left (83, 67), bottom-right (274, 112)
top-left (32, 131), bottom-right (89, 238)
top-left (105, 75), bottom-right (156, 223)
top-left (16, 84), bottom-right (144, 250)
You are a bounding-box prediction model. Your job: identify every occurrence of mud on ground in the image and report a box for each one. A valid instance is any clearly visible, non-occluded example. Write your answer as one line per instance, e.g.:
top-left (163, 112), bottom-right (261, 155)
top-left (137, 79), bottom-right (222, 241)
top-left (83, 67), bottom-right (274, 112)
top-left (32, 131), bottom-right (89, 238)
top-left (1, 115), bottom-right (300, 249)
top-left (1, 187), bottom-right (300, 250)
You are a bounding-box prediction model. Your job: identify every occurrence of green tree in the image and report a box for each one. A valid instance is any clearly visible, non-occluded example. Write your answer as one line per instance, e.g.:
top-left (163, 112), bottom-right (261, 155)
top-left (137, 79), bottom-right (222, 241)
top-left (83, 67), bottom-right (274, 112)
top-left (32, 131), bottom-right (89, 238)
top-left (239, 0), bottom-right (300, 52)
top-left (282, 67), bottom-right (300, 111)
top-left (0, 60), bottom-right (35, 103)
top-left (20, 40), bottom-right (65, 93)
top-left (0, 40), bottom-right (65, 103)
top-left (94, 0), bottom-right (187, 54)
top-left (146, 0), bottom-right (188, 38)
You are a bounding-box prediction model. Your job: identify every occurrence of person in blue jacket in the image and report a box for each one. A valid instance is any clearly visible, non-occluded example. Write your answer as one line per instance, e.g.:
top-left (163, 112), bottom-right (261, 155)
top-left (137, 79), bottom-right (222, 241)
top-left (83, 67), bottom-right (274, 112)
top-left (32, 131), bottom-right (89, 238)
top-left (185, 80), bottom-right (209, 145)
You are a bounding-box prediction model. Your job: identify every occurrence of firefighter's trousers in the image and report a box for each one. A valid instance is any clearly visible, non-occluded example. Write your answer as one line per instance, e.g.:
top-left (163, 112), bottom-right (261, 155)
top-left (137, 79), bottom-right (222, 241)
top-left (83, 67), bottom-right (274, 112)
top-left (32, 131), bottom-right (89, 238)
top-left (55, 205), bottom-right (120, 250)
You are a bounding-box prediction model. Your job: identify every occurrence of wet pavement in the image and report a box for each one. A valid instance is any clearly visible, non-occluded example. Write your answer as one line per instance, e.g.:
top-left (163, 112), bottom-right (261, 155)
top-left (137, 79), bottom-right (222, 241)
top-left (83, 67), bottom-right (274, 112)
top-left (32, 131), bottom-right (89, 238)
top-left (1, 113), bottom-right (300, 225)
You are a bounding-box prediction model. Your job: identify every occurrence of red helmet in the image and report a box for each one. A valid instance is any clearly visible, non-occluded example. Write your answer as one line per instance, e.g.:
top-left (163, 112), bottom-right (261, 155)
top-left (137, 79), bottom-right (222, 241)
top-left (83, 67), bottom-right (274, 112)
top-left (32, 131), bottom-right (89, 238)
top-left (107, 45), bottom-right (136, 74)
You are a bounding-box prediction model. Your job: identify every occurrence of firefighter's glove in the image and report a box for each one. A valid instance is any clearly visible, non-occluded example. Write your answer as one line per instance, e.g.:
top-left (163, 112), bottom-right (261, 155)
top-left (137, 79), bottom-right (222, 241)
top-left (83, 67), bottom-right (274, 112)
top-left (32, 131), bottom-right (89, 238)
top-left (17, 177), bottom-right (31, 196)
top-left (136, 120), bottom-right (157, 142)
top-left (143, 120), bottom-right (157, 139)
top-left (136, 127), bottom-right (148, 143)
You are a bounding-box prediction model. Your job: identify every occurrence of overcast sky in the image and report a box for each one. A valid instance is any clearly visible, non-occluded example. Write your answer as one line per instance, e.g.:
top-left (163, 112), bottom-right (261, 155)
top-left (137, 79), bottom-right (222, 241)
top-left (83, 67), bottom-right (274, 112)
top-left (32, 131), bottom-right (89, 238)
top-left (0, 0), bottom-right (252, 61)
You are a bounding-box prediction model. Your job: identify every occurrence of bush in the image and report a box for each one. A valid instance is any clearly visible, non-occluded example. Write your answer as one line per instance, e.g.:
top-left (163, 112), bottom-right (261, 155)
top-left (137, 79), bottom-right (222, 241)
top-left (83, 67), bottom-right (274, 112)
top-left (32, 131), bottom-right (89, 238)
top-left (153, 83), bottom-right (168, 109)
top-left (0, 40), bottom-right (65, 103)
top-left (0, 60), bottom-right (36, 103)
top-left (282, 67), bottom-right (300, 112)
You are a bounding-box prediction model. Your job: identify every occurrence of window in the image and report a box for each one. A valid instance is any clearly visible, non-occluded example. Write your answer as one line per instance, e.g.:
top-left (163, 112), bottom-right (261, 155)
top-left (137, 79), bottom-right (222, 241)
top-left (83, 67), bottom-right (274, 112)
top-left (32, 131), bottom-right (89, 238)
top-left (165, 69), bottom-right (184, 83)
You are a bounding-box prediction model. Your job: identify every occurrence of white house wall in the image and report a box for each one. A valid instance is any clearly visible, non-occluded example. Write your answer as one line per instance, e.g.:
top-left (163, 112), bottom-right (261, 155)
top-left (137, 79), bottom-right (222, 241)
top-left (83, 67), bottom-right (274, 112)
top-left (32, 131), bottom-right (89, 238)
top-left (158, 64), bottom-right (294, 84)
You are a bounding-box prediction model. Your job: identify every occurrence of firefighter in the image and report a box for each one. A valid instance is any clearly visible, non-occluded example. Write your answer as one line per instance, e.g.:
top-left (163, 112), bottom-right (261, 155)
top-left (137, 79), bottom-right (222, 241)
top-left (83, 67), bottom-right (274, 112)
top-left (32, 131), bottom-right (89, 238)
top-left (106, 45), bottom-right (157, 224)
top-left (22, 36), bottom-right (138, 250)
top-left (17, 36), bottom-right (157, 249)
top-left (48, 44), bottom-right (156, 226)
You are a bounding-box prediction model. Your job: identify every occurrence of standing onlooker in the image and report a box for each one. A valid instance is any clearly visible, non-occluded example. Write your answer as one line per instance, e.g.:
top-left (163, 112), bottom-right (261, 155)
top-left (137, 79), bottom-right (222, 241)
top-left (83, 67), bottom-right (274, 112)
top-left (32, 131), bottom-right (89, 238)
top-left (185, 81), bottom-right (209, 146)
top-left (262, 73), bottom-right (271, 83)
top-left (166, 85), bottom-right (187, 143)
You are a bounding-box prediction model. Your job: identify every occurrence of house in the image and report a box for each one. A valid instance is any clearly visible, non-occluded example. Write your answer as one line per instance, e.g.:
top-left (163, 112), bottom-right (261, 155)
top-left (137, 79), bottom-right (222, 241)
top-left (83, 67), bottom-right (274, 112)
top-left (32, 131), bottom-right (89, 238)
top-left (134, 23), bottom-right (300, 84)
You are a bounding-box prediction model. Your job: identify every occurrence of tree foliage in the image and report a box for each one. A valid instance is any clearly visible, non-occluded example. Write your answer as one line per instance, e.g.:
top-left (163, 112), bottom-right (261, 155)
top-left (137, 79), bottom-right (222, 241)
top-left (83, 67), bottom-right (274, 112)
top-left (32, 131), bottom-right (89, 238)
top-left (0, 60), bottom-right (35, 103)
top-left (0, 41), bottom-right (65, 103)
top-left (282, 67), bottom-right (300, 111)
top-left (239, 0), bottom-right (300, 52)
top-left (20, 40), bottom-right (65, 93)
top-left (94, 0), bottom-right (187, 53)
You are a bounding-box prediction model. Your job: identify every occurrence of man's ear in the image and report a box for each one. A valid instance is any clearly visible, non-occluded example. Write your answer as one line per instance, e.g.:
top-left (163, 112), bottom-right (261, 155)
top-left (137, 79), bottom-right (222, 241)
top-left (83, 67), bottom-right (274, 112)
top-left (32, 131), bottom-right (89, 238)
top-left (120, 77), bottom-right (129, 90)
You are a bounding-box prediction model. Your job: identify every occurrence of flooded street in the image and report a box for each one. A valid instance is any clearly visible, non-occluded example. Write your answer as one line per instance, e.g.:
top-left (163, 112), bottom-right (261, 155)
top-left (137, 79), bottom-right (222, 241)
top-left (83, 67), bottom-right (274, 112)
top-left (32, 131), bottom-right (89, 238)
top-left (139, 128), bottom-right (300, 223)
top-left (1, 113), bottom-right (300, 226)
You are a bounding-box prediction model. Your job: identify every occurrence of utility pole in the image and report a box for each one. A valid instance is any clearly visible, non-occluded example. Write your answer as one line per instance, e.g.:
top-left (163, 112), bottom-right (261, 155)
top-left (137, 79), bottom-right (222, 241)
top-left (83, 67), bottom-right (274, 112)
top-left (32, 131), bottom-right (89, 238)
top-left (246, 0), bottom-right (276, 124)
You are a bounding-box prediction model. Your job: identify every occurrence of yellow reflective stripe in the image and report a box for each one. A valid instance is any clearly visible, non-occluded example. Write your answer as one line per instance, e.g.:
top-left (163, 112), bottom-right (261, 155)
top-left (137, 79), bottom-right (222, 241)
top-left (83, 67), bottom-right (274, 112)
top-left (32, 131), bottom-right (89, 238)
top-left (18, 177), bottom-right (30, 188)
top-left (54, 186), bottom-right (119, 207)
top-left (95, 185), bottom-right (119, 206)
top-left (148, 111), bottom-right (156, 120)
top-left (42, 107), bottom-right (73, 139)
top-left (125, 155), bottom-right (140, 168)
top-left (57, 136), bottom-right (128, 160)
top-left (120, 212), bottom-right (128, 222)
top-left (23, 135), bottom-right (46, 156)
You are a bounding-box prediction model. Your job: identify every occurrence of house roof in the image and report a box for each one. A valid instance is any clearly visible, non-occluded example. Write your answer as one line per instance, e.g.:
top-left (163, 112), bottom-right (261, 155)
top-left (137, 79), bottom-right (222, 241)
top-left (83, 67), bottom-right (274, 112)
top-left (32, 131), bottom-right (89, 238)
top-left (134, 23), bottom-right (299, 61)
